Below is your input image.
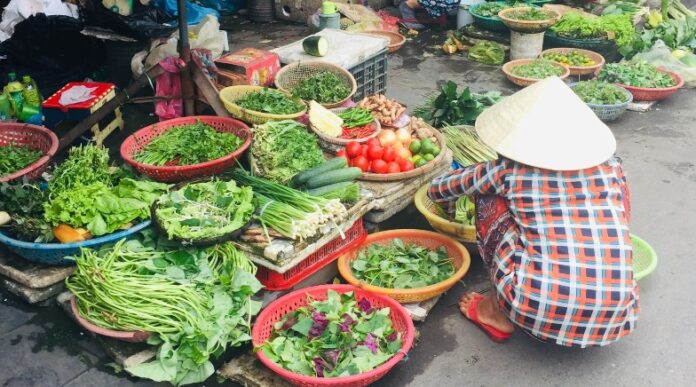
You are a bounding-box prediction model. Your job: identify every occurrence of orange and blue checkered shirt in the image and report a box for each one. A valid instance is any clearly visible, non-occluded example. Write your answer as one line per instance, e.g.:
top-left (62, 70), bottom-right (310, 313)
top-left (429, 157), bottom-right (639, 347)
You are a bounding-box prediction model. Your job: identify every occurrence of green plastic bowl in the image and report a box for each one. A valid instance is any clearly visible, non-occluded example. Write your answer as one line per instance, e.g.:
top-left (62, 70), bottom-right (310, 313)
top-left (631, 234), bottom-right (657, 281)
top-left (470, 2), bottom-right (541, 33)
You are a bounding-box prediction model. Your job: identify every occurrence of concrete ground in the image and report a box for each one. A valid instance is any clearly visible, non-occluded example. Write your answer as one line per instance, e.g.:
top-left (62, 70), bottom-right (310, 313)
top-left (2, 16), bottom-right (696, 387)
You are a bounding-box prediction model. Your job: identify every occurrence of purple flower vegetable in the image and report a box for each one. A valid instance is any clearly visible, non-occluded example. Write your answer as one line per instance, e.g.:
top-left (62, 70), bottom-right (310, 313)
top-left (324, 349), bottom-right (342, 365)
top-left (280, 315), bottom-right (297, 331)
top-left (313, 357), bottom-right (324, 377)
top-left (358, 298), bottom-right (373, 314)
top-left (387, 332), bottom-right (398, 342)
top-left (309, 311), bottom-right (329, 338)
top-left (340, 313), bottom-right (355, 332)
top-left (363, 333), bottom-right (378, 353)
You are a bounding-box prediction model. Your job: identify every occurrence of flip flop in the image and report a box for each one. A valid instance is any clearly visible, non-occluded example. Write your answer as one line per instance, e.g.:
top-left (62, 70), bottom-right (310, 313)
top-left (464, 293), bottom-right (513, 343)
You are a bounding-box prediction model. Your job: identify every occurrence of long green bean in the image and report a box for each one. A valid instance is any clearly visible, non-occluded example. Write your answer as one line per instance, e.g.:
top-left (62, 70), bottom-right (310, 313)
top-left (442, 126), bottom-right (497, 167)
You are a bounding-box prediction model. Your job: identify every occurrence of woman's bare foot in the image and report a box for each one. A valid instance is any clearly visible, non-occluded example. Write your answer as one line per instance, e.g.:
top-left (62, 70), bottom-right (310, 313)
top-left (459, 292), bottom-right (514, 334)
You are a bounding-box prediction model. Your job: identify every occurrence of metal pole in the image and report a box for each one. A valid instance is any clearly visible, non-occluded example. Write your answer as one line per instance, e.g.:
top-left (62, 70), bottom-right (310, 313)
top-left (177, 0), bottom-right (195, 116)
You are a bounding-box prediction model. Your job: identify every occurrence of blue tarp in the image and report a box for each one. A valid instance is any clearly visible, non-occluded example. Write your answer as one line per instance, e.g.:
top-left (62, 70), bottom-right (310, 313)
top-left (152, 0), bottom-right (219, 24)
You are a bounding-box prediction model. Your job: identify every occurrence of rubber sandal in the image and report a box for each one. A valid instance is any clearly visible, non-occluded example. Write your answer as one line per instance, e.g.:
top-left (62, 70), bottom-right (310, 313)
top-left (464, 293), bottom-right (513, 343)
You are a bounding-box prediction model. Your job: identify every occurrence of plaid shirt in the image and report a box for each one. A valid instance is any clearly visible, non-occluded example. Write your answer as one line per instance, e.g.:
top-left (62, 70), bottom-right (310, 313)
top-left (429, 157), bottom-right (639, 347)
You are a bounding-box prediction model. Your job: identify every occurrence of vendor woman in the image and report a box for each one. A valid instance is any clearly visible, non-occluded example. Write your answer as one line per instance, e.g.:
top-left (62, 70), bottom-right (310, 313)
top-left (399, 0), bottom-right (459, 30)
top-left (428, 77), bottom-right (639, 347)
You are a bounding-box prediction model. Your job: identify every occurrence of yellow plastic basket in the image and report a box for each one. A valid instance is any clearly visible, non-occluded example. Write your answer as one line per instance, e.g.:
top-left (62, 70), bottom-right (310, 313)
top-left (218, 85), bottom-right (307, 125)
top-left (414, 185), bottom-right (477, 243)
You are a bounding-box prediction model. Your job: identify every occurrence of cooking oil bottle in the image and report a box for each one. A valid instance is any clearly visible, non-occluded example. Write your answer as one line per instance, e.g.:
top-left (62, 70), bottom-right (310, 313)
top-left (22, 75), bottom-right (41, 107)
top-left (4, 72), bottom-right (24, 117)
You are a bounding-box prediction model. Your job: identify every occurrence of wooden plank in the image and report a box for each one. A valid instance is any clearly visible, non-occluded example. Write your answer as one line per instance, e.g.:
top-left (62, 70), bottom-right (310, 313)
top-left (192, 64), bottom-right (231, 117)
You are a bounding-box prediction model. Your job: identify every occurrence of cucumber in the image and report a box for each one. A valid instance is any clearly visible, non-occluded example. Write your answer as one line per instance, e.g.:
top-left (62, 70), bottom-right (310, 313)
top-left (291, 157), bottom-right (347, 187)
top-left (303, 36), bottom-right (328, 57)
top-left (305, 167), bottom-right (362, 189)
top-left (306, 181), bottom-right (355, 196)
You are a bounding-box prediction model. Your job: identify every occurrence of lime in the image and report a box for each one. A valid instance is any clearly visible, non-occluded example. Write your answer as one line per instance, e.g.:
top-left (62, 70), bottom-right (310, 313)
top-left (415, 159), bottom-right (428, 168)
top-left (411, 155), bottom-right (422, 164)
top-left (409, 139), bottom-right (421, 154)
top-left (431, 146), bottom-right (440, 156)
top-left (423, 153), bottom-right (435, 161)
top-left (421, 139), bottom-right (433, 153)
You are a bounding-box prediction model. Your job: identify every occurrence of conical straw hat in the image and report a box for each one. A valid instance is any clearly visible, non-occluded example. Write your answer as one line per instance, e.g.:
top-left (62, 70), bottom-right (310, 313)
top-left (475, 77), bottom-right (616, 171)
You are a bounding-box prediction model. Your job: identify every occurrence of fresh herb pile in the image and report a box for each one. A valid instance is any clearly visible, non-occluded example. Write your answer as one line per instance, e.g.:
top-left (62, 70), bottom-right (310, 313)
top-left (598, 61), bottom-right (676, 88)
top-left (48, 145), bottom-right (114, 197)
top-left (338, 107), bottom-right (373, 128)
top-left (505, 8), bottom-right (551, 21)
top-left (472, 2), bottom-right (528, 18)
top-left (455, 196), bottom-right (476, 225)
top-left (468, 41), bottom-right (505, 65)
top-left (155, 180), bottom-right (254, 241)
top-left (134, 122), bottom-right (244, 166)
top-left (0, 179), bottom-right (53, 242)
top-left (620, 1), bottom-right (696, 58)
top-left (251, 120), bottom-right (324, 184)
top-left (414, 81), bottom-right (502, 128)
top-left (572, 81), bottom-right (629, 105)
top-left (443, 126), bottom-right (498, 167)
top-left (550, 12), bottom-right (634, 47)
top-left (291, 72), bottom-right (351, 104)
top-left (351, 239), bottom-right (455, 289)
top-left (0, 143), bottom-right (42, 177)
top-left (509, 60), bottom-right (565, 79)
top-left (67, 231), bottom-right (261, 385)
top-left (543, 50), bottom-right (596, 67)
top-left (260, 290), bottom-right (402, 377)
top-left (236, 88), bottom-right (305, 115)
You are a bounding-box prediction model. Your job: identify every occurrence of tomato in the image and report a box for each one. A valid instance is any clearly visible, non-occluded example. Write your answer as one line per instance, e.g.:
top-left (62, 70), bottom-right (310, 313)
top-left (360, 144), bottom-right (369, 158)
top-left (352, 156), bottom-right (370, 172)
top-left (336, 149), bottom-right (347, 158)
top-left (366, 138), bottom-right (381, 148)
top-left (381, 146), bottom-right (396, 162)
top-left (367, 145), bottom-right (384, 160)
top-left (398, 159), bottom-right (414, 172)
top-left (345, 142), bottom-right (361, 158)
top-left (386, 161), bottom-right (401, 174)
top-left (370, 159), bottom-right (388, 174)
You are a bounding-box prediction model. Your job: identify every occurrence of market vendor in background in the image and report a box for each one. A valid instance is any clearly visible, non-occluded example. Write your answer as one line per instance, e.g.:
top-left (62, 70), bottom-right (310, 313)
top-left (398, 0), bottom-right (459, 30)
top-left (428, 77), bottom-right (639, 347)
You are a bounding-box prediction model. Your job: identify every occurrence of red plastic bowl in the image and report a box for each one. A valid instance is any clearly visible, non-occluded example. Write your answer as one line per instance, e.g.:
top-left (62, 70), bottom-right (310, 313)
top-left (0, 123), bottom-right (58, 183)
top-left (252, 284), bottom-right (415, 387)
top-left (120, 116), bottom-right (252, 182)
top-left (70, 296), bottom-right (152, 343)
top-left (616, 68), bottom-right (684, 101)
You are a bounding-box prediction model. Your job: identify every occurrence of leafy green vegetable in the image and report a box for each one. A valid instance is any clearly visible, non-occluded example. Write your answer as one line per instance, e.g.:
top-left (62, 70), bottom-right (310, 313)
top-left (155, 180), bottom-right (254, 241)
top-left (0, 143), bottom-right (42, 177)
top-left (259, 290), bottom-right (401, 378)
top-left (237, 89), bottom-right (305, 115)
top-left (621, 17), bottom-right (696, 58)
top-left (48, 145), bottom-right (113, 197)
top-left (468, 41), bottom-right (505, 65)
top-left (505, 8), bottom-right (551, 21)
top-left (134, 121), bottom-right (244, 166)
top-left (291, 72), bottom-right (351, 104)
top-left (351, 238), bottom-right (455, 289)
top-left (572, 80), bottom-right (629, 105)
top-left (472, 2), bottom-right (529, 18)
top-left (598, 61), bottom-right (676, 88)
top-left (551, 12), bottom-right (635, 47)
top-left (509, 60), bottom-right (565, 79)
top-left (337, 107), bottom-right (373, 128)
top-left (414, 81), bottom-right (502, 128)
top-left (251, 120), bottom-right (324, 184)
top-left (0, 180), bottom-right (53, 242)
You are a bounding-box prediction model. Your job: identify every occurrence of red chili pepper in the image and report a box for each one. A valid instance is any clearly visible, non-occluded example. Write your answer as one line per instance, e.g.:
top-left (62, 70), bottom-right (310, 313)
top-left (340, 124), bottom-right (375, 139)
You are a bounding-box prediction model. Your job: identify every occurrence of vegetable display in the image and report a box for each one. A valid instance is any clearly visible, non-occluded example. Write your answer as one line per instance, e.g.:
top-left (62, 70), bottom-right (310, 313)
top-left (572, 81), bottom-right (630, 105)
top-left (236, 88), bottom-right (305, 115)
top-left (598, 61), bottom-right (676, 88)
top-left (414, 81), bottom-right (502, 128)
top-left (468, 41), bottom-right (506, 65)
top-left (155, 180), bottom-right (254, 241)
top-left (251, 120), bottom-right (325, 184)
top-left (455, 196), bottom-right (476, 226)
top-left (292, 159), bottom-right (362, 204)
top-left (350, 238), bottom-right (455, 289)
top-left (443, 126), bottom-right (498, 167)
top-left (621, 1), bottom-right (696, 58)
top-left (505, 8), bottom-right (552, 21)
top-left (259, 290), bottom-right (402, 377)
top-left (0, 143), bottom-right (42, 177)
top-left (291, 72), bottom-right (351, 104)
top-left (338, 107), bottom-right (374, 128)
top-left (509, 60), bottom-right (565, 79)
top-left (543, 50), bottom-right (596, 67)
top-left (0, 179), bottom-right (53, 242)
top-left (48, 145), bottom-right (113, 197)
top-left (309, 101), bottom-right (344, 138)
top-left (357, 95), bottom-right (405, 127)
top-left (133, 122), bottom-right (244, 166)
top-left (472, 2), bottom-right (513, 18)
top-left (303, 36), bottom-right (328, 57)
top-left (550, 12), bottom-right (634, 47)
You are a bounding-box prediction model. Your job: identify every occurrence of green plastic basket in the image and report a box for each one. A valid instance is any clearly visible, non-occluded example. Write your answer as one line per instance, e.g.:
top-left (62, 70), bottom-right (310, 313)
top-left (469, 2), bottom-right (509, 33)
top-left (631, 234), bottom-right (657, 281)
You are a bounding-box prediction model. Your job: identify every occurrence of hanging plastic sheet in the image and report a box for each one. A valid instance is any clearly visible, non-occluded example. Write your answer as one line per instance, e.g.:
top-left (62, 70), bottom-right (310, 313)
top-left (155, 57), bottom-right (185, 121)
top-left (152, 0), bottom-right (219, 25)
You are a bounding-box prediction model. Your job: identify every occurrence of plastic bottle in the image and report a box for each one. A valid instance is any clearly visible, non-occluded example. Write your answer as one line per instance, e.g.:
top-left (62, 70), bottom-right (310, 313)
top-left (0, 93), bottom-right (12, 120)
top-left (4, 73), bottom-right (24, 117)
top-left (22, 75), bottom-right (41, 107)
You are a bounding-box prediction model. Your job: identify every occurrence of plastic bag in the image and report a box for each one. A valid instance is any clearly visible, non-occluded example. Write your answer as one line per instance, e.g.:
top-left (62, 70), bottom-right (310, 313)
top-left (632, 40), bottom-right (696, 88)
top-left (82, 2), bottom-right (177, 41)
top-left (152, 0), bottom-right (219, 25)
top-left (155, 57), bottom-right (184, 121)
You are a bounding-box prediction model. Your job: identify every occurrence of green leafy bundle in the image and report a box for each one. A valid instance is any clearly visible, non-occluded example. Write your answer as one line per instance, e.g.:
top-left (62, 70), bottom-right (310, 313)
top-left (509, 60), bottom-right (565, 79)
top-left (0, 179), bottom-right (53, 242)
top-left (0, 143), bottom-right (42, 177)
top-left (48, 145), bottom-right (113, 197)
top-left (572, 81), bottom-right (630, 104)
top-left (472, 2), bottom-right (529, 18)
top-left (506, 8), bottom-right (552, 21)
top-left (598, 61), bottom-right (676, 88)
top-left (621, 17), bottom-right (696, 58)
top-left (134, 122), bottom-right (244, 166)
top-left (414, 81), bottom-right (502, 128)
top-left (260, 290), bottom-right (401, 377)
top-left (291, 72), bottom-right (351, 104)
top-left (237, 88), bottom-right (305, 114)
top-left (155, 180), bottom-right (254, 241)
top-left (442, 126), bottom-right (498, 167)
top-left (351, 238), bottom-right (455, 289)
top-left (468, 41), bottom-right (506, 65)
top-left (551, 12), bottom-right (635, 47)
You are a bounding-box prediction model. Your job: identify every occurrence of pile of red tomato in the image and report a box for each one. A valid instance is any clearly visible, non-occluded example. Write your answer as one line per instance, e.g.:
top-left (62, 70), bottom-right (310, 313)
top-left (337, 139), bottom-right (415, 174)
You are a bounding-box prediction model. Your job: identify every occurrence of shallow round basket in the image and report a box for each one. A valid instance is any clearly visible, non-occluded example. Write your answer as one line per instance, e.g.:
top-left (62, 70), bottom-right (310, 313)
top-left (498, 7), bottom-right (559, 33)
top-left (570, 83), bottom-right (632, 122)
top-left (360, 30), bottom-right (406, 53)
top-left (414, 185), bottom-right (476, 243)
top-left (274, 61), bottom-right (357, 108)
top-left (544, 30), bottom-right (619, 62)
top-left (614, 69), bottom-right (684, 102)
top-left (120, 116), bottom-right (252, 183)
top-left (337, 230), bottom-right (471, 303)
top-left (0, 221), bottom-right (151, 266)
top-left (469, 3), bottom-right (509, 33)
top-left (502, 58), bottom-right (570, 87)
top-left (310, 107), bottom-right (381, 151)
top-left (0, 123), bottom-right (58, 183)
top-left (219, 85), bottom-right (307, 124)
top-left (541, 48), bottom-right (605, 76)
top-left (631, 234), bottom-right (657, 281)
top-left (252, 284), bottom-right (415, 387)
top-left (70, 296), bottom-right (152, 342)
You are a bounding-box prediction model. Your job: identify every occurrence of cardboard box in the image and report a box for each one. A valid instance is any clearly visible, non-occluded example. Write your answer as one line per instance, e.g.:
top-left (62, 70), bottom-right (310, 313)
top-left (215, 48), bottom-right (280, 87)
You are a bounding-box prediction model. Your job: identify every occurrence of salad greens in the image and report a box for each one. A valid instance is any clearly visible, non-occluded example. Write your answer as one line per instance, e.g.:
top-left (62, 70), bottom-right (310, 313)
top-left (237, 88), bottom-right (305, 115)
top-left (505, 8), bottom-right (551, 21)
top-left (155, 180), bottom-right (254, 241)
top-left (472, 2), bottom-right (529, 18)
top-left (550, 12), bottom-right (635, 47)
top-left (291, 72), bottom-right (351, 104)
top-left (260, 290), bottom-right (401, 377)
top-left (0, 179), bottom-right (53, 242)
top-left (134, 122), bottom-right (244, 166)
top-left (572, 80), bottom-right (630, 105)
top-left (414, 81), bottom-right (502, 128)
top-left (337, 107), bottom-right (373, 128)
top-left (598, 61), bottom-right (676, 88)
top-left (48, 145), bottom-right (114, 197)
top-left (251, 120), bottom-right (324, 184)
top-left (468, 41), bottom-right (506, 65)
top-left (0, 143), bottom-right (42, 177)
top-left (509, 60), bottom-right (565, 79)
top-left (351, 238), bottom-right (455, 289)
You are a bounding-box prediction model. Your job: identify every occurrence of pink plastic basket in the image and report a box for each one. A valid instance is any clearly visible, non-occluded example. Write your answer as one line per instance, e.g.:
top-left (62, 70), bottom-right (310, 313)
top-left (252, 284), bottom-right (415, 387)
top-left (0, 123), bottom-right (58, 183)
top-left (120, 116), bottom-right (252, 183)
top-left (616, 68), bottom-right (684, 101)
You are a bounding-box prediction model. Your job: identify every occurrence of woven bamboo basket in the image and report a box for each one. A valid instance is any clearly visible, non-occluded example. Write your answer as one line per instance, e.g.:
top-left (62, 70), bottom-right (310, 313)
top-left (502, 59), bottom-right (570, 87)
top-left (414, 185), bottom-right (477, 243)
top-left (498, 7), bottom-right (559, 34)
top-left (541, 48), bottom-right (605, 76)
top-left (309, 107), bottom-right (381, 152)
top-left (218, 85), bottom-right (307, 125)
top-left (274, 61), bottom-right (357, 108)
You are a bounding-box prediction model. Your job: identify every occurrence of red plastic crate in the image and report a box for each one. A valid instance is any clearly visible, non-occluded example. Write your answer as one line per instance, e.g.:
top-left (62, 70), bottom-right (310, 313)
top-left (257, 219), bottom-right (366, 290)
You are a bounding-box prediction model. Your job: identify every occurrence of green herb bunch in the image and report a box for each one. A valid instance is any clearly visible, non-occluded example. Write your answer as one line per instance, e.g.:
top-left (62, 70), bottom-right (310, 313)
top-left (551, 12), bottom-right (634, 47)
top-left (237, 88), bottom-right (305, 115)
top-left (48, 145), bottom-right (113, 197)
top-left (291, 72), bottom-right (351, 104)
top-left (598, 61), bottom-right (676, 88)
top-left (509, 60), bottom-right (565, 79)
top-left (414, 81), bottom-right (502, 128)
top-left (573, 80), bottom-right (629, 105)
top-left (0, 143), bottom-right (42, 177)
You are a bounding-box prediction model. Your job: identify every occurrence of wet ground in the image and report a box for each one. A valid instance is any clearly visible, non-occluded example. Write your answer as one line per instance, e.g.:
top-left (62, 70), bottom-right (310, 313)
top-left (2, 15), bottom-right (696, 387)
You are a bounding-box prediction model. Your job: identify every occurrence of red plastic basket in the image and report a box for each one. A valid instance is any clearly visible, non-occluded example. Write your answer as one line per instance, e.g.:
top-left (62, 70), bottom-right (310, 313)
top-left (120, 116), bottom-right (252, 182)
top-left (0, 123), bottom-right (58, 183)
top-left (252, 284), bottom-right (415, 387)
top-left (616, 68), bottom-right (684, 101)
top-left (256, 219), bottom-right (367, 291)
